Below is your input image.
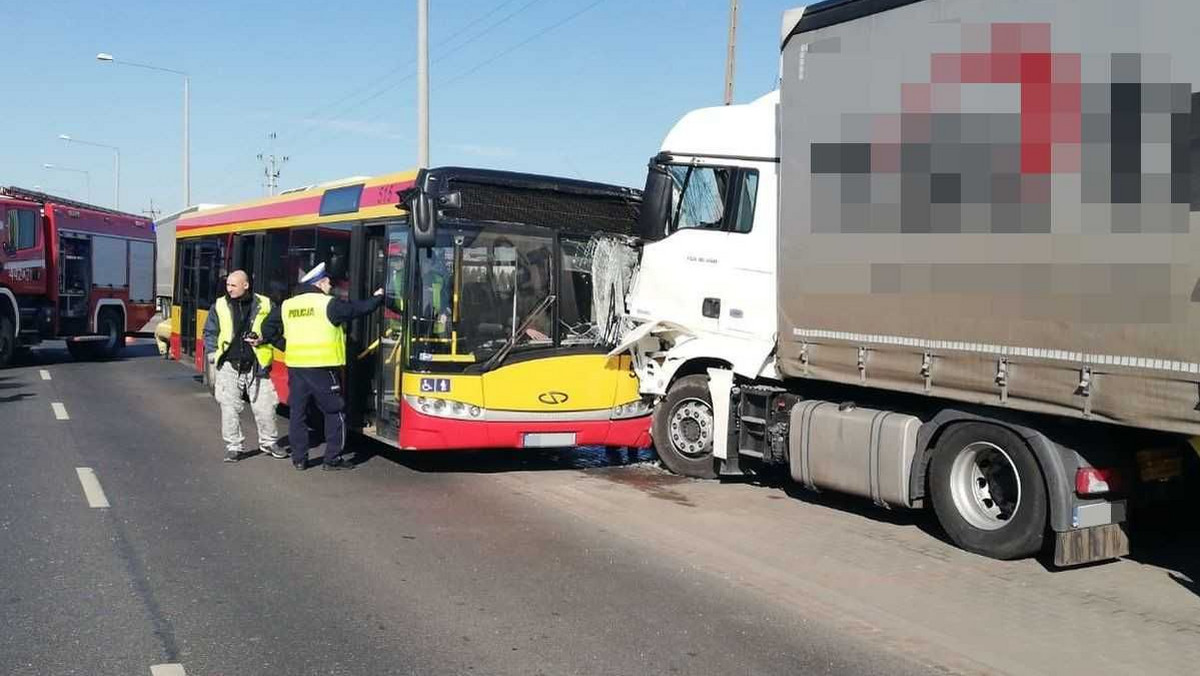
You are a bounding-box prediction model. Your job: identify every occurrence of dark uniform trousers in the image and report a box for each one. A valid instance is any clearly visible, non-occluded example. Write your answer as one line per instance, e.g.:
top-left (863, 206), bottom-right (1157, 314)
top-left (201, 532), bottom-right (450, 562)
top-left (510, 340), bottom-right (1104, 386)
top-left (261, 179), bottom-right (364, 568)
top-left (288, 367), bottom-right (346, 465)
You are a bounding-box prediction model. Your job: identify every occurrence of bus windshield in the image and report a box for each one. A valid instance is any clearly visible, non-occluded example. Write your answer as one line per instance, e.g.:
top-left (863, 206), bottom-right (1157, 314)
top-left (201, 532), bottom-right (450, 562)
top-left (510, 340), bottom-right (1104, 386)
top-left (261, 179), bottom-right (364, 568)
top-left (408, 223), bottom-right (616, 373)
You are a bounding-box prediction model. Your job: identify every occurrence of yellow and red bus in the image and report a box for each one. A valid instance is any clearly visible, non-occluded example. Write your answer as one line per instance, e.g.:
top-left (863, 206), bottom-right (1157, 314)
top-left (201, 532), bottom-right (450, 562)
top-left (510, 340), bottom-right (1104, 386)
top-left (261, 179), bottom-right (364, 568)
top-left (171, 167), bottom-right (652, 451)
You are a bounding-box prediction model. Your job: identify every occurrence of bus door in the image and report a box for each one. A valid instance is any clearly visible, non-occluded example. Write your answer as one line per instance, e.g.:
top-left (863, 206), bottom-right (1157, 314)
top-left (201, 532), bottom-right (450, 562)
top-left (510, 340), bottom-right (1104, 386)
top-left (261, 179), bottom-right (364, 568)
top-left (175, 240), bottom-right (199, 357)
top-left (350, 221), bottom-right (409, 441)
top-left (372, 224), bottom-right (410, 441)
top-left (175, 238), bottom-right (221, 360)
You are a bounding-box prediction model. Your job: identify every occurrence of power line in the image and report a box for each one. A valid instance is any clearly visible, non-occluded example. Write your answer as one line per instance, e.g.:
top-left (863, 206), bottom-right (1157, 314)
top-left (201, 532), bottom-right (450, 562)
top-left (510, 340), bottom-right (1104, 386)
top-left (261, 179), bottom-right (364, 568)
top-left (206, 0), bottom-right (551, 198)
top-left (272, 0), bottom-right (547, 153)
top-left (290, 0), bottom-right (611, 162)
top-left (440, 0), bottom-right (609, 89)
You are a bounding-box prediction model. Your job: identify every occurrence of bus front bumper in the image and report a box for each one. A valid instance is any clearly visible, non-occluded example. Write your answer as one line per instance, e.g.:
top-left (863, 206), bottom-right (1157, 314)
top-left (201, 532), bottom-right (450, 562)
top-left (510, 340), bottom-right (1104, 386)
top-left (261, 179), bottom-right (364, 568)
top-left (397, 400), bottom-right (652, 451)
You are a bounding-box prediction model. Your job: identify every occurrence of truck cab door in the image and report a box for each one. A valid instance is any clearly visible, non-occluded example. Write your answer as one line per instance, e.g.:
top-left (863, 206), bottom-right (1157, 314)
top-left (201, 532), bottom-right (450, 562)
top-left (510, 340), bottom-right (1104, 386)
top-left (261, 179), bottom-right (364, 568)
top-left (1, 204), bottom-right (48, 297)
top-left (629, 164), bottom-right (737, 335)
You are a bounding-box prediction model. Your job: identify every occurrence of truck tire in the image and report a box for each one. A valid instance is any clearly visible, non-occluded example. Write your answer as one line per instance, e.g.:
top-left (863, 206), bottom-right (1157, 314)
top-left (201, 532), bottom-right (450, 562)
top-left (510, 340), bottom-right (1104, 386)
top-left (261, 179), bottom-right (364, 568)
top-left (652, 374), bottom-right (719, 479)
top-left (95, 312), bottom-right (125, 360)
top-left (929, 423), bottom-right (1048, 560)
top-left (0, 315), bottom-right (15, 368)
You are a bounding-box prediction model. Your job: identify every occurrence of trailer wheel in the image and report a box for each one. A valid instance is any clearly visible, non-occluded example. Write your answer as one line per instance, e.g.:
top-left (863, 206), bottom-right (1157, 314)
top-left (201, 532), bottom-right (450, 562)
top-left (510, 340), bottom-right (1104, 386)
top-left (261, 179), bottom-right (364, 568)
top-left (652, 374), bottom-right (719, 479)
top-left (930, 423), bottom-right (1048, 560)
top-left (95, 312), bottom-right (125, 360)
top-left (0, 315), bottom-right (15, 368)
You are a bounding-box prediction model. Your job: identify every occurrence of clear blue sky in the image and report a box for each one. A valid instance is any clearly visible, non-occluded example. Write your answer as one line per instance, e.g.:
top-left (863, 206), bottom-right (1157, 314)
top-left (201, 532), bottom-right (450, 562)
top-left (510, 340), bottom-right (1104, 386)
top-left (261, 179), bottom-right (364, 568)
top-left (2, 0), bottom-right (804, 215)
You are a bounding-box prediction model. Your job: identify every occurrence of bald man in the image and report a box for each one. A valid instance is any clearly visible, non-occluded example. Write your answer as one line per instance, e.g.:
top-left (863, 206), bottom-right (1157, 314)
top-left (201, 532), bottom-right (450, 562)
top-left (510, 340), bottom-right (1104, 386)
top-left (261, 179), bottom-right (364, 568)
top-left (202, 270), bottom-right (287, 463)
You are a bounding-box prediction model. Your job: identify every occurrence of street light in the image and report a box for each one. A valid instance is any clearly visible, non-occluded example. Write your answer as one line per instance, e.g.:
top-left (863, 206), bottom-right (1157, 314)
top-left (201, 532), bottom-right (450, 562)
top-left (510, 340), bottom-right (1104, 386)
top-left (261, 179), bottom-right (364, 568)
top-left (96, 52), bottom-right (190, 207)
top-left (43, 164), bottom-right (91, 201)
top-left (59, 134), bottom-right (120, 209)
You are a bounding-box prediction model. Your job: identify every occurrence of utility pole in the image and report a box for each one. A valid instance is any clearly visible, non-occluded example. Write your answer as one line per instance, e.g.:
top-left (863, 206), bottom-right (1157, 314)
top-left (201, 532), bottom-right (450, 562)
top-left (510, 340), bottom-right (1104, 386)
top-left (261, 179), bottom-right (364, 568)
top-left (417, 0), bottom-right (430, 168)
top-left (724, 0), bottom-right (740, 105)
top-left (257, 133), bottom-right (290, 197)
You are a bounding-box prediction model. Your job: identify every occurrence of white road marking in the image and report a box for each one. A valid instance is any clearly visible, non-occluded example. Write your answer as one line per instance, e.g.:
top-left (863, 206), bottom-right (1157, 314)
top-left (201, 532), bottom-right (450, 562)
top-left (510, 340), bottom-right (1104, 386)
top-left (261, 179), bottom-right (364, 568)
top-left (150, 665), bottom-right (187, 676)
top-left (39, 369), bottom-right (51, 381)
top-left (51, 402), bottom-right (70, 420)
top-left (75, 468), bottom-right (111, 509)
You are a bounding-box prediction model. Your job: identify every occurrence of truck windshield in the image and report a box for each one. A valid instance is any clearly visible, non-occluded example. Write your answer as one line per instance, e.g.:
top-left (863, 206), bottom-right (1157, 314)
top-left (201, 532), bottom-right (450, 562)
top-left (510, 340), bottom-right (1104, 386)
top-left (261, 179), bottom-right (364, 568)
top-left (409, 225), bottom-right (554, 373)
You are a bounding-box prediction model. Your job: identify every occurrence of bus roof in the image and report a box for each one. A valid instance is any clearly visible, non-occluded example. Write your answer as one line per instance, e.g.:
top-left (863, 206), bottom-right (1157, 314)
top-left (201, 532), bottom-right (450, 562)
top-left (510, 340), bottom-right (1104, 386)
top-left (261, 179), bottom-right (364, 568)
top-left (177, 167), bottom-right (641, 238)
top-left (176, 170), bottom-right (417, 237)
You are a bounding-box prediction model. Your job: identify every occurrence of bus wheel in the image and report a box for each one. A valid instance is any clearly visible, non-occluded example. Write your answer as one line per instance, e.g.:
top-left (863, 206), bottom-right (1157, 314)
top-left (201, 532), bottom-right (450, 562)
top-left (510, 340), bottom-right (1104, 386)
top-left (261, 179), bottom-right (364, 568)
top-left (95, 312), bottom-right (125, 360)
top-left (652, 374), bottom-right (718, 479)
top-left (929, 423), bottom-right (1048, 560)
top-left (0, 316), bottom-right (15, 368)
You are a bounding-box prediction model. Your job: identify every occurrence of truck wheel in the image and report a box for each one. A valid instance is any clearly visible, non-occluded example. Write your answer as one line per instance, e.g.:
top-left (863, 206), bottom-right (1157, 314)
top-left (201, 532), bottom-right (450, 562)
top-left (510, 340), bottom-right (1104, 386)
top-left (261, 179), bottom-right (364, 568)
top-left (95, 312), bottom-right (125, 360)
top-left (652, 374), bottom-right (719, 479)
top-left (930, 423), bottom-right (1048, 560)
top-left (0, 315), bottom-right (15, 368)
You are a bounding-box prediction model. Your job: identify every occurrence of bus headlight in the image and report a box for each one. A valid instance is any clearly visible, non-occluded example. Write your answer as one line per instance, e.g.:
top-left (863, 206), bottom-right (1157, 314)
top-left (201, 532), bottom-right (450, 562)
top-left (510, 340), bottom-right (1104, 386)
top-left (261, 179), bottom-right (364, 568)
top-left (405, 395), bottom-right (486, 421)
top-left (612, 397), bottom-right (654, 420)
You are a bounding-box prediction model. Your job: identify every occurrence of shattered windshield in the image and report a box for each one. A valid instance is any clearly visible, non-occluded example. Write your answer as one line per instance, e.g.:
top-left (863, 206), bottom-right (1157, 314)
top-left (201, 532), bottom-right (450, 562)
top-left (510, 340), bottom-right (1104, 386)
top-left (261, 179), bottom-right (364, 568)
top-left (407, 224), bottom-right (638, 373)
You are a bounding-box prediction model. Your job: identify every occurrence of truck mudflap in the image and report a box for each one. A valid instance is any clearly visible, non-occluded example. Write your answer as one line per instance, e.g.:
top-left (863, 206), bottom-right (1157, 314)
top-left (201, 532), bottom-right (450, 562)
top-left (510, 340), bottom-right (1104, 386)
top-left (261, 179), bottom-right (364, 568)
top-left (1054, 523), bottom-right (1131, 567)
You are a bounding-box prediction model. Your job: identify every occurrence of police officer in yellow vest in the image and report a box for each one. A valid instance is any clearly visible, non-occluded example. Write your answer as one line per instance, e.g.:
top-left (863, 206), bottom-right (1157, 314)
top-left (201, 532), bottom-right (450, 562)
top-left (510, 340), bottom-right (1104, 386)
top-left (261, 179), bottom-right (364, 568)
top-left (264, 262), bottom-right (383, 471)
top-left (202, 270), bottom-right (287, 463)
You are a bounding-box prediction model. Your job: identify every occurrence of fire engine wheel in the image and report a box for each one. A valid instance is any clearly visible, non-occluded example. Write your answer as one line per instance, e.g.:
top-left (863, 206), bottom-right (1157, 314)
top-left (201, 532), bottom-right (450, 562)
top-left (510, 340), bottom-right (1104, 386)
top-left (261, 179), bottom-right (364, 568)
top-left (652, 374), bottom-right (719, 479)
top-left (0, 315), bottom-right (15, 368)
top-left (929, 423), bottom-right (1048, 560)
top-left (95, 313), bottom-right (124, 360)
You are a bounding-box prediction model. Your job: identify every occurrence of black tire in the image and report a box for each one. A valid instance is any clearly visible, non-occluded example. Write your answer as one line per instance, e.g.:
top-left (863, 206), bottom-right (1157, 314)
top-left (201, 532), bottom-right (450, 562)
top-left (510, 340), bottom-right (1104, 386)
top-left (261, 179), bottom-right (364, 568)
top-left (929, 423), bottom-right (1048, 560)
top-left (0, 315), bottom-right (15, 368)
top-left (652, 374), bottom-right (719, 479)
top-left (95, 312), bottom-right (125, 360)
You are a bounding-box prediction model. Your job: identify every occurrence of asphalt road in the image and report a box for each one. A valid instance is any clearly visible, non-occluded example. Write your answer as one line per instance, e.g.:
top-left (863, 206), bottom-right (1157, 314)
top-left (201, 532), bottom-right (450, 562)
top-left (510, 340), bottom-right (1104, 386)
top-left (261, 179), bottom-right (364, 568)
top-left (2, 343), bottom-right (1198, 676)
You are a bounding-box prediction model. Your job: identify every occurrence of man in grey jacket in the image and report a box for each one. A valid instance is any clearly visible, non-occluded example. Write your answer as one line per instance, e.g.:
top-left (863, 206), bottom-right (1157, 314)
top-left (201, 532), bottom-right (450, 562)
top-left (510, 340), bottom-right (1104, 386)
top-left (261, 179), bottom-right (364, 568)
top-left (203, 270), bottom-right (287, 463)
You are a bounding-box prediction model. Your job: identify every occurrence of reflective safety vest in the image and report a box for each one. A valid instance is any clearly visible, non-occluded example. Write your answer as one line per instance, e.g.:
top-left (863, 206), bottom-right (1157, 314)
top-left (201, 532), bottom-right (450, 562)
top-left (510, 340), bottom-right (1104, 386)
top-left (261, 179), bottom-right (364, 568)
top-left (214, 294), bottom-right (274, 369)
top-left (281, 292), bottom-right (345, 368)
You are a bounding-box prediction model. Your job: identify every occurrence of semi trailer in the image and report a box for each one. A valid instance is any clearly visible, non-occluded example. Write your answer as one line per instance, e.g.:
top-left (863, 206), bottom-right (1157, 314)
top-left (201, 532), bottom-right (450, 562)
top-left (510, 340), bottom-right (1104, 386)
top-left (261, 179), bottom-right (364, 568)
top-left (618, 0), bottom-right (1200, 566)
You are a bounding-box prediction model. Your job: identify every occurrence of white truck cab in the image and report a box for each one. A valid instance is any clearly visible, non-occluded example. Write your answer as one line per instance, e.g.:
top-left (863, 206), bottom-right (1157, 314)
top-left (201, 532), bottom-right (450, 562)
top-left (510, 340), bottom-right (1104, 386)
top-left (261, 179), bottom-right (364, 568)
top-left (622, 91), bottom-right (781, 397)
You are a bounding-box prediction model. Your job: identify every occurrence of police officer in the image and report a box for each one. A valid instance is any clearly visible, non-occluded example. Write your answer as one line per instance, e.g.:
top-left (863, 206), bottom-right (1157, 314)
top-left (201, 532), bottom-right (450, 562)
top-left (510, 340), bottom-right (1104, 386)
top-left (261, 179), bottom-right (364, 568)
top-left (202, 270), bottom-right (287, 463)
top-left (266, 262), bottom-right (383, 471)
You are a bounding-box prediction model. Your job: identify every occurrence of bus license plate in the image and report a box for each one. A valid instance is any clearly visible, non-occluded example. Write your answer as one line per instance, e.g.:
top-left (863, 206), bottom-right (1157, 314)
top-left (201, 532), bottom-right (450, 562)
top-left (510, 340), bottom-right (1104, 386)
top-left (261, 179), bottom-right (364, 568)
top-left (523, 432), bottom-right (576, 448)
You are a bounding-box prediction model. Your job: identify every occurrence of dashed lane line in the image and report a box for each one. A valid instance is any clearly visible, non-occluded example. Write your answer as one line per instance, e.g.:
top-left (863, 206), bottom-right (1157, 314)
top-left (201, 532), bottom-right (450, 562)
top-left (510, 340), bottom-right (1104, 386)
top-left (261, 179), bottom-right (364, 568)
top-left (40, 369), bottom-right (51, 380)
top-left (52, 402), bottom-right (70, 420)
top-left (75, 468), bottom-right (111, 509)
top-left (151, 665), bottom-right (187, 676)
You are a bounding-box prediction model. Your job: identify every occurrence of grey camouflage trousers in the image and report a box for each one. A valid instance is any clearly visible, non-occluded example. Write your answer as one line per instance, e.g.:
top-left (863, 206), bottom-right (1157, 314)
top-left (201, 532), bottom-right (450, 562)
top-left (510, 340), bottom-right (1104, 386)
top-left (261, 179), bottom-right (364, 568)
top-left (214, 362), bottom-right (280, 453)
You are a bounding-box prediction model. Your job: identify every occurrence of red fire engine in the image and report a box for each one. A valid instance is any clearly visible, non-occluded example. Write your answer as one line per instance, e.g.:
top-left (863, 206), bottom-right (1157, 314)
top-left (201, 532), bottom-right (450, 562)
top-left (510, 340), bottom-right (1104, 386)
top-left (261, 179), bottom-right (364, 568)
top-left (0, 187), bottom-right (156, 366)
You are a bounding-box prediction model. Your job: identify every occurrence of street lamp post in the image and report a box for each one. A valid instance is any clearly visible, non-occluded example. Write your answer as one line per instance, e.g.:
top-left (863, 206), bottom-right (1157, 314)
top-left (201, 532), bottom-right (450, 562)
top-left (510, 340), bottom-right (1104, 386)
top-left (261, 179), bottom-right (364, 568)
top-left (417, 0), bottom-right (430, 168)
top-left (59, 135), bottom-right (120, 209)
top-left (43, 164), bottom-right (91, 202)
top-left (96, 53), bottom-right (190, 207)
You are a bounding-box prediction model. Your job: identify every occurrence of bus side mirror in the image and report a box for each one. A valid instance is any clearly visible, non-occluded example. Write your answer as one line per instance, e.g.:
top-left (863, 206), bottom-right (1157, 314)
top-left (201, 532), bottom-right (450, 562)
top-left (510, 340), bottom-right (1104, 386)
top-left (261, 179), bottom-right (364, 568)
top-left (637, 163), bottom-right (672, 242)
top-left (409, 191), bottom-right (437, 248)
